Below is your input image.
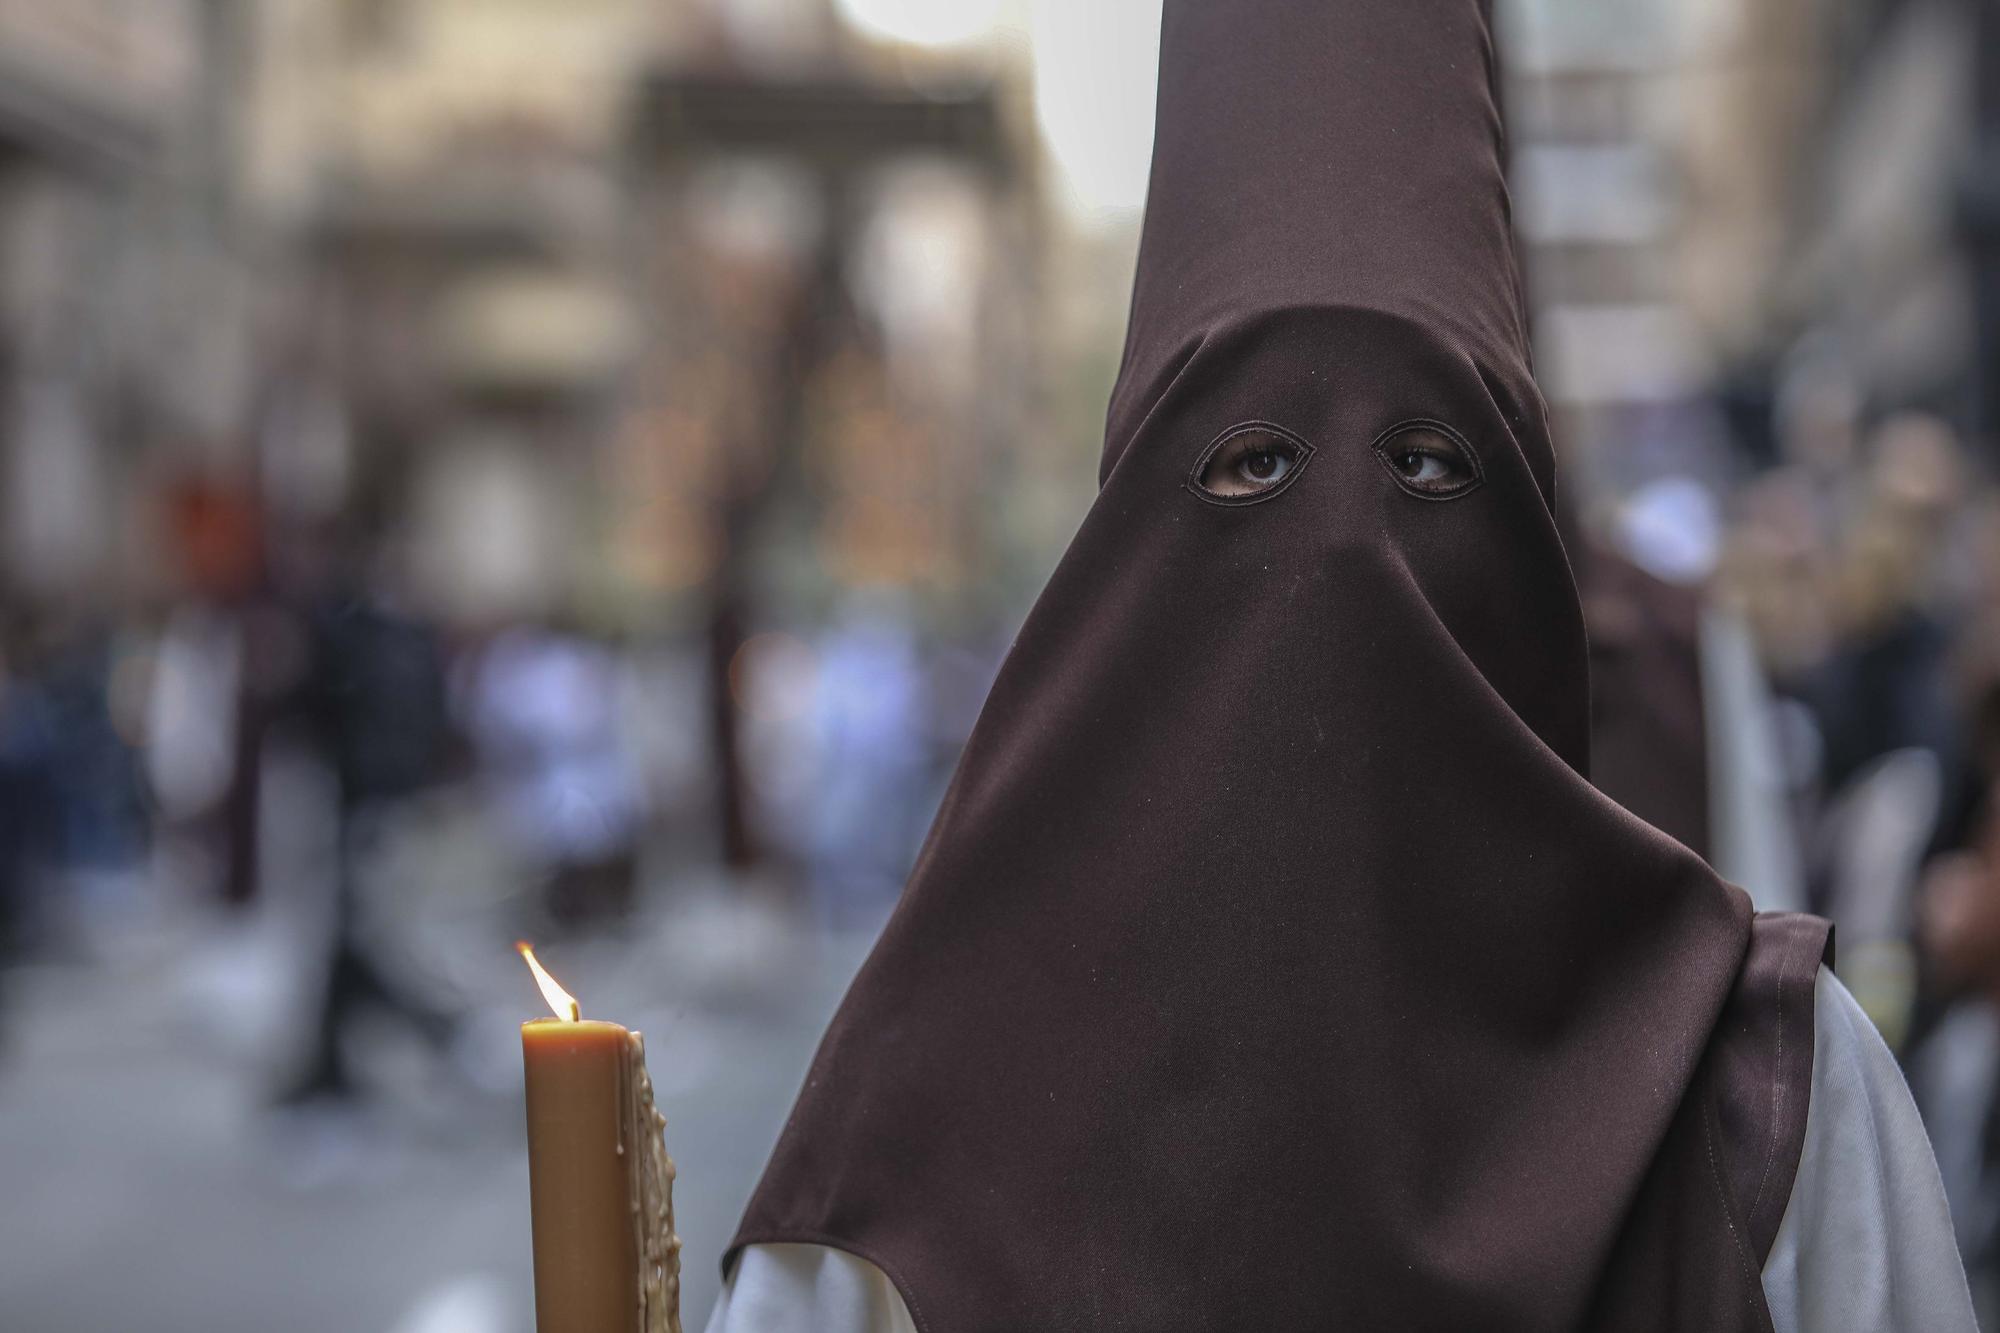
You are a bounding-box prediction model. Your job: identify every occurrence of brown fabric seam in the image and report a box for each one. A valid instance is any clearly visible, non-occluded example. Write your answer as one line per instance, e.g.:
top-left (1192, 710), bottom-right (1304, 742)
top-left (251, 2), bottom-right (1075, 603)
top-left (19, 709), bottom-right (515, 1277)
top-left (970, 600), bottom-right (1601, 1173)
top-left (1701, 1081), bottom-right (1773, 1327)
top-left (1744, 925), bottom-right (1810, 1230)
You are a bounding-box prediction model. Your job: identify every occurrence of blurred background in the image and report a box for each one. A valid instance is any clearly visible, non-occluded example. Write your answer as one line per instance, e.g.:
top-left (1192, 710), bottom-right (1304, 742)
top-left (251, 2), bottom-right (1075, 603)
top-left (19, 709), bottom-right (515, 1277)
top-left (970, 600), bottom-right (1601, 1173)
top-left (1, 0), bottom-right (1999, 1329)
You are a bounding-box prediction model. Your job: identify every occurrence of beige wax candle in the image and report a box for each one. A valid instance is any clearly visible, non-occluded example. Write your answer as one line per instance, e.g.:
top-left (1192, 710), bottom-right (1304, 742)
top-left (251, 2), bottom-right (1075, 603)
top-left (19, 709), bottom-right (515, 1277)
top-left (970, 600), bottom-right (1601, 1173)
top-left (519, 944), bottom-right (681, 1333)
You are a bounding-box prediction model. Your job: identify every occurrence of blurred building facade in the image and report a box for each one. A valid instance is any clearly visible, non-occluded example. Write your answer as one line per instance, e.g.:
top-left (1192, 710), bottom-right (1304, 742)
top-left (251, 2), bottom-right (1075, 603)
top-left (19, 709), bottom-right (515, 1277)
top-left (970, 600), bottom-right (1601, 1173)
top-left (0, 0), bottom-right (1080, 891)
top-left (0, 0), bottom-right (1059, 615)
top-left (1508, 0), bottom-right (1994, 491)
top-left (0, 1), bottom-right (204, 604)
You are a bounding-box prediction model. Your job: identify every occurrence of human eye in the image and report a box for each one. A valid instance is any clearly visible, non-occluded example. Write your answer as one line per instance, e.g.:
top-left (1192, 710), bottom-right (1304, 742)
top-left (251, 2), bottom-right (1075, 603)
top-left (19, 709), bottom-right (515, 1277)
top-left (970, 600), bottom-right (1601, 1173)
top-left (1373, 423), bottom-right (1480, 499)
top-left (1190, 424), bottom-right (1314, 503)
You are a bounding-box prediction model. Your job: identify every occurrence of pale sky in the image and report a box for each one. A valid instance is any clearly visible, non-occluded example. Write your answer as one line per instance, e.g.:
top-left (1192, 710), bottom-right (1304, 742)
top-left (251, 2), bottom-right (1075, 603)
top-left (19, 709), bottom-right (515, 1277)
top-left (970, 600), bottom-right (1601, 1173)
top-left (833, 0), bottom-right (1165, 221)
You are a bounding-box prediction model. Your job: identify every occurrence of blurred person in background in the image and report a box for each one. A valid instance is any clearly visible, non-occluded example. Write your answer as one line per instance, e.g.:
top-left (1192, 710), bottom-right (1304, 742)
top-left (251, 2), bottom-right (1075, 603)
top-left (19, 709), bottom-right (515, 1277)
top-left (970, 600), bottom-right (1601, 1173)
top-left (1790, 414), bottom-right (1969, 1044)
top-left (0, 606), bottom-right (150, 951)
top-left (1574, 521), bottom-right (1713, 860)
top-left (1907, 584), bottom-right (2000, 1323)
top-left (31, 614), bottom-right (149, 884)
top-left (1914, 757), bottom-right (2000, 1323)
top-left (1577, 515), bottom-right (1805, 914)
top-left (1718, 467), bottom-right (1840, 696)
top-left (0, 611), bottom-right (59, 1040)
top-left (803, 588), bottom-right (931, 928)
top-left (1773, 361), bottom-right (1865, 538)
top-left (0, 598), bottom-right (152, 1059)
top-left (464, 616), bottom-right (647, 931)
top-left (1805, 412), bottom-right (1965, 794)
top-left (261, 510), bottom-right (462, 1107)
top-left (149, 475), bottom-right (271, 909)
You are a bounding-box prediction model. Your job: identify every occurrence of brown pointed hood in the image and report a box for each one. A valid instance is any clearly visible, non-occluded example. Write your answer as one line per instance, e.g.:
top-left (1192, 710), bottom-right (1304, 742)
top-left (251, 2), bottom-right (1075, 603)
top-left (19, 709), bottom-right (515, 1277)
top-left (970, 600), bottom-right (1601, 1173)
top-left (729, 3), bottom-right (1823, 1328)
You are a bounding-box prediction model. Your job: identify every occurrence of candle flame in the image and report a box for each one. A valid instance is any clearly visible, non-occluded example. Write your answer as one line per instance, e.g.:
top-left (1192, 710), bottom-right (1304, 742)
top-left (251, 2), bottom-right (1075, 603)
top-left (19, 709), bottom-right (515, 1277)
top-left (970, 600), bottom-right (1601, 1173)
top-left (516, 941), bottom-right (581, 1022)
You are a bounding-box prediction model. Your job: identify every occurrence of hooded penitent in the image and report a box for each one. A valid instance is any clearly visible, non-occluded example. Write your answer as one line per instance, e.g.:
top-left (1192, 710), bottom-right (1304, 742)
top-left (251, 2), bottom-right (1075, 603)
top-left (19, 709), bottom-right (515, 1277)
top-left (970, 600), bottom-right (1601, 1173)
top-left (729, 1), bottom-right (1828, 1328)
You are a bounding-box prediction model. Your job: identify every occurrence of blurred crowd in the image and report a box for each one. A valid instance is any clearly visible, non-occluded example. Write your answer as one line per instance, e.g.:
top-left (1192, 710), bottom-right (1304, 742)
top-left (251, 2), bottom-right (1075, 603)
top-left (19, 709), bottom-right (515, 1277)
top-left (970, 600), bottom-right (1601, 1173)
top-left (0, 505), bottom-right (1003, 1062)
top-left (1717, 396), bottom-right (2000, 1311)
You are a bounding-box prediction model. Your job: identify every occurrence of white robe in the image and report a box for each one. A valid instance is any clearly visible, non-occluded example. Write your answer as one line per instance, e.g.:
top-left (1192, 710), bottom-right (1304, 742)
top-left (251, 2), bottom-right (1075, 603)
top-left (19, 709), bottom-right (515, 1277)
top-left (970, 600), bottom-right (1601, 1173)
top-left (706, 969), bottom-right (1976, 1333)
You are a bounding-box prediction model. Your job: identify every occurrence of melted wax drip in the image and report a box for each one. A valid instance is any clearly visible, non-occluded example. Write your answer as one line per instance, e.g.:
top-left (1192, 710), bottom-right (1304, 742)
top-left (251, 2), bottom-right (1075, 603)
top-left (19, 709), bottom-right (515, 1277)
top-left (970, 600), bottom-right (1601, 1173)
top-left (627, 1031), bottom-right (682, 1333)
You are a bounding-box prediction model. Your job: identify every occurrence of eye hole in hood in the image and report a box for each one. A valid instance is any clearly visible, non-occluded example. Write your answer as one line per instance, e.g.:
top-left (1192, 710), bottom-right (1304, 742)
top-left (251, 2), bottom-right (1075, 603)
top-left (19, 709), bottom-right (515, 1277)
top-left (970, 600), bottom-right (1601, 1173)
top-left (1373, 420), bottom-right (1482, 500)
top-left (1187, 422), bottom-right (1316, 506)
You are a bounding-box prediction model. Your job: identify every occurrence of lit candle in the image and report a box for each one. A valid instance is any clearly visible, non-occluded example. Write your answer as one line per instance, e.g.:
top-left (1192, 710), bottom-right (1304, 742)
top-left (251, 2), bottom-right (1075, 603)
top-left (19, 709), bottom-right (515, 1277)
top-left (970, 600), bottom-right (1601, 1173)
top-left (519, 942), bottom-right (682, 1333)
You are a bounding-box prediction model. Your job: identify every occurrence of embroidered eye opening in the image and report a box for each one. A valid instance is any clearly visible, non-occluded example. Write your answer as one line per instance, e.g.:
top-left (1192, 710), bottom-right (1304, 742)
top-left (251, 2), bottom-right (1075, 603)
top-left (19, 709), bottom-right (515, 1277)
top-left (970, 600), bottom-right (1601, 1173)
top-left (1187, 422), bottom-right (1316, 506)
top-left (1372, 420), bottom-right (1482, 500)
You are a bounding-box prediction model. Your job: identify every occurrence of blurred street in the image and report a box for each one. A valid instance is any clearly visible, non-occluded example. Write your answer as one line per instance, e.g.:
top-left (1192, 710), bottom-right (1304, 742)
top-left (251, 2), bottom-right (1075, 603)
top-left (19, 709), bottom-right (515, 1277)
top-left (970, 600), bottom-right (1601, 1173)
top-left (0, 849), bottom-right (879, 1333)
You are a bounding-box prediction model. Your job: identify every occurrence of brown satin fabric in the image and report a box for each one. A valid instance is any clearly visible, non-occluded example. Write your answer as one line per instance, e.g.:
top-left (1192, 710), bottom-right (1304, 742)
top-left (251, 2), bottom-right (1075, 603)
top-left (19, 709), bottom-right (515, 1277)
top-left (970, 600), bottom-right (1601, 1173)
top-left (1588, 913), bottom-right (1832, 1331)
top-left (730, 1), bottom-right (1824, 1328)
